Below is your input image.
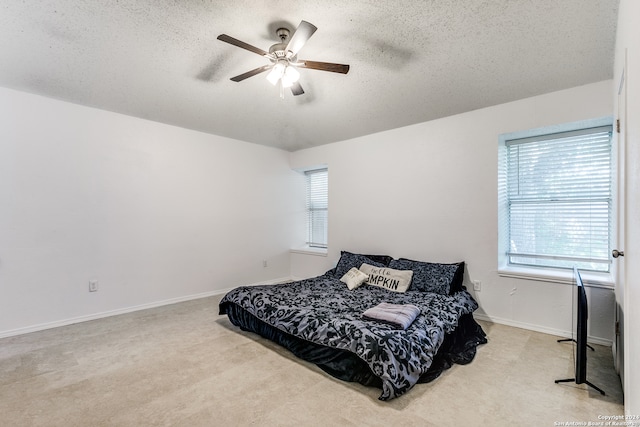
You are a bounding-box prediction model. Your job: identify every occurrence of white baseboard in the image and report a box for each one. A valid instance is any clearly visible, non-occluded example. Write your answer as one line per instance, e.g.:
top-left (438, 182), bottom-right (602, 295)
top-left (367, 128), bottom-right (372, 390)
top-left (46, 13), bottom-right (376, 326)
top-left (3, 277), bottom-right (612, 348)
top-left (0, 276), bottom-right (293, 339)
top-left (473, 313), bottom-right (613, 347)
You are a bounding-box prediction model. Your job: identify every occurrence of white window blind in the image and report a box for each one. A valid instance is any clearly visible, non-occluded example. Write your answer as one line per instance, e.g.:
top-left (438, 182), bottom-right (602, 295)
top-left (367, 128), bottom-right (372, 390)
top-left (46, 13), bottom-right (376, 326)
top-left (305, 168), bottom-right (328, 248)
top-left (504, 126), bottom-right (612, 272)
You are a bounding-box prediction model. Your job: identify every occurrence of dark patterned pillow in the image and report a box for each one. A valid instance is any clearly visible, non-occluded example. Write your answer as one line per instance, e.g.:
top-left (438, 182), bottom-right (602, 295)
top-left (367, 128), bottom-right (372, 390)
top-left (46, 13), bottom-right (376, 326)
top-left (448, 261), bottom-right (465, 294)
top-left (361, 254), bottom-right (393, 266)
top-left (388, 259), bottom-right (464, 295)
top-left (334, 251), bottom-right (387, 279)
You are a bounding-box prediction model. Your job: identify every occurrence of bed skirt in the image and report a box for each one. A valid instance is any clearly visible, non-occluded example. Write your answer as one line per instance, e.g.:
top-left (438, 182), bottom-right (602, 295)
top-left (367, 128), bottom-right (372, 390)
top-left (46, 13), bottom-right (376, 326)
top-left (220, 301), bottom-right (487, 388)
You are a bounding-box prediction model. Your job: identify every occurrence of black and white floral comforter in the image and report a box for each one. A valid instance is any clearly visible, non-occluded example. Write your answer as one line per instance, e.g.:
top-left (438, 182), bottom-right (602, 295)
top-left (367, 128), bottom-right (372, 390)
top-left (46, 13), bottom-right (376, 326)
top-left (219, 273), bottom-right (479, 400)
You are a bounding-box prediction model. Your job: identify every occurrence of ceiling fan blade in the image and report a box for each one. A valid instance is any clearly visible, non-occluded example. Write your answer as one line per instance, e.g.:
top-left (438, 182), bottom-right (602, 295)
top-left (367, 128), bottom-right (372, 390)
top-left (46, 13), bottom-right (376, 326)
top-left (230, 64), bottom-right (273, 82)
top-left (290, 81), bottom-right (304, 96)
top-left (298, 60), bottom-right (350, 74)
top-left (217, 34), bottom-right (270, 57)
top-left (285, 21), bottom-right (317, 57)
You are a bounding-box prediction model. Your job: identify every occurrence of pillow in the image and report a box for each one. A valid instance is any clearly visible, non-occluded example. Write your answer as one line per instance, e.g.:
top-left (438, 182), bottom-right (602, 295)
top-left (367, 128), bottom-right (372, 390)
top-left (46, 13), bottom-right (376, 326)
top-left (340, 267), bottom-right (370, 290)
top-left (388, 258), bottom-right (464, 295)
top-left (334, 251), bottom-right (387, 278)
top-left (359, 263), bottom-right (413, 293)
top-left (360, 254), bottom-right (393, 266)
top-left (449, 261), bottom-right (465, 294)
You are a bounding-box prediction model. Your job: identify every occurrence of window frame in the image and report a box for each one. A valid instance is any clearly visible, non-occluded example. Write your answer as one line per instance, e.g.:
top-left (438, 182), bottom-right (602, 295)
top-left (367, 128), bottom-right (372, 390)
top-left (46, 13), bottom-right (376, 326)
top-left (497, 117), bottom-right (616, 286)
top-left (304, 167), bottom-right (328, 250)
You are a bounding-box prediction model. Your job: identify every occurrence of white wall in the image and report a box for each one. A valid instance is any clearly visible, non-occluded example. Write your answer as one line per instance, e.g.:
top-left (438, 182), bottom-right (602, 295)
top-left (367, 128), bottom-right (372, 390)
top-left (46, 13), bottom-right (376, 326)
top-left (0, 87), bottom-right (297, 336)
top-left (290, 80), bottom-right (615, 344)
top-left (614, 0), bottom-right (640, 415)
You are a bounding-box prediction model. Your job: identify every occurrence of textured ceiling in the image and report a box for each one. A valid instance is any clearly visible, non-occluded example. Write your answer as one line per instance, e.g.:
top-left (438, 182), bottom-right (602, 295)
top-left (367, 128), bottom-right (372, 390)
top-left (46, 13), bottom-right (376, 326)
top-left (0, 0), bottom-right (619, 151)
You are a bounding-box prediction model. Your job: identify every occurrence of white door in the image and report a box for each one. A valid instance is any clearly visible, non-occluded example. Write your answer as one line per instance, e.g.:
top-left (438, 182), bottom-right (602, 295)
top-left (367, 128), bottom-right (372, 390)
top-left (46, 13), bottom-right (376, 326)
top-left (613, 51), bottom-right (627, 388)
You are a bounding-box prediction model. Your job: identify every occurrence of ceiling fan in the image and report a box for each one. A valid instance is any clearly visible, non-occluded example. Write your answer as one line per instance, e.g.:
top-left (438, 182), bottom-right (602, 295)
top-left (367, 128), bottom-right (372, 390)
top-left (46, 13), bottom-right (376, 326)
top-left (217, 20), bottom-right (350, 97)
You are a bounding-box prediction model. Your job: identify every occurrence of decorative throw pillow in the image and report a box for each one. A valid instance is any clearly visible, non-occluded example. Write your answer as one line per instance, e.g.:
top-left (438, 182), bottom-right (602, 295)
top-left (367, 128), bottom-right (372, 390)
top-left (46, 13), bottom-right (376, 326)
top-left (334, 251), bottom-right (387, 279)
top-left (359, 263), bottom-right (413, 293)
top-left (389, 258), bottom-right (463, 295)
top-left (340, 267), bottom-right (370, 290)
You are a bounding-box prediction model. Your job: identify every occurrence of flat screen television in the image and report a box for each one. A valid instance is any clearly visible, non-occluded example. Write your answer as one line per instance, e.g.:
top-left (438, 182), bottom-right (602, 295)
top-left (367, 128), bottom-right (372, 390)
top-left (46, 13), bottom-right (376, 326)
top-left (555, 267), bottom-right (605, 395)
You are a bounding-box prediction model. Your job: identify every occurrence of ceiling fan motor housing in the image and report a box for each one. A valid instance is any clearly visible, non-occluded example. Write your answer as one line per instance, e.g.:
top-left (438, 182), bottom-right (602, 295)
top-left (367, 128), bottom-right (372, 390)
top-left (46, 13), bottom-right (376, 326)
top-left (271, 28), bottom-right (293, 59)
top-left (269, 43), bottom-right (289, 58)
top-left (276, 28), bottom-right (290, 41)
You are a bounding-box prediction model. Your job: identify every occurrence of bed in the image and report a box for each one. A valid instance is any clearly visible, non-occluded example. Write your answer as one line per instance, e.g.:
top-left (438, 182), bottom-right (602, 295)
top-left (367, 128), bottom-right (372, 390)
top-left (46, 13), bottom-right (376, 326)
top-left (219, 251), bottom-right (487, 400)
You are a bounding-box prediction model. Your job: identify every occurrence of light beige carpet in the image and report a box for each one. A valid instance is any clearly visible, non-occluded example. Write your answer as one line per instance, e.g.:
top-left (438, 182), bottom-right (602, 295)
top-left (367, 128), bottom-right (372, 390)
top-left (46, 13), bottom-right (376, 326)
top-left (0, 295), bottom-right (624, 426)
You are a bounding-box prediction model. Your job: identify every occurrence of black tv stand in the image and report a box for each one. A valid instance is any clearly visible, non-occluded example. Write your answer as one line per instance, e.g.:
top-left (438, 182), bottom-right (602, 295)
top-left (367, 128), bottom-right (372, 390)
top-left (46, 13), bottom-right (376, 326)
top-left (557, 338), bottom-right (595, 352)
top-left (555, 337), bottom-right (604, 395)
top-left (556, 268), bottom-right (605, 395)
top-left (554, 377), bottom-right (605, 395)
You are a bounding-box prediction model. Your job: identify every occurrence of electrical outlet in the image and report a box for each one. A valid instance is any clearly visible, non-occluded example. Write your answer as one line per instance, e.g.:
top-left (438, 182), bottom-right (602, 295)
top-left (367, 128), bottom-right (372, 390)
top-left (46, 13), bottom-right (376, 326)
top-left (473, 280), bottom-right (481, 292)
top-left (89, 280), bottom-right (99, 292)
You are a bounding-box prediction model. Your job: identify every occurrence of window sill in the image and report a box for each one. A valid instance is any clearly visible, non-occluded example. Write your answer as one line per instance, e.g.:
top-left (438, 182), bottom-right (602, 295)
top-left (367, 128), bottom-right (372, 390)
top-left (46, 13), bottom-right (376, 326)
top-left (498, 266), bottom-right (614, 289)
top-left (290, 247), bottom-right (328, 257)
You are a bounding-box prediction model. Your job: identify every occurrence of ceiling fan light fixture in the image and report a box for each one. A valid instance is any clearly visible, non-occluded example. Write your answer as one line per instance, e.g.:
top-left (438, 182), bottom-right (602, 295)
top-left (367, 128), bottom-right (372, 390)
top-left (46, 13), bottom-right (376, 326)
top-left (267, 60), bottom-right (300, 88)
top-left (282, 65), bottom-right (300, 86)
top-left (266, 62), bottom-right (286, 85)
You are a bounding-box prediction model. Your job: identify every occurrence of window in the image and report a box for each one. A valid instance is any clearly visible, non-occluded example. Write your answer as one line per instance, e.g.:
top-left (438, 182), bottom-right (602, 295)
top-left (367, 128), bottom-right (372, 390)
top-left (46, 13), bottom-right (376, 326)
top-left (305, 168), bottom-right (328, 248)
top-left (498, 123), bottom-right (613, 273)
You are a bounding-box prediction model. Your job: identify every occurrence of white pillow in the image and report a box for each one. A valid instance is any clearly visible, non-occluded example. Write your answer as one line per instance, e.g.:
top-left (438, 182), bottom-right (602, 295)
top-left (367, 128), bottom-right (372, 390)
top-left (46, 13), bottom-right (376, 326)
top-left (360, 263), bottom-right (413, 293)
top-left (340, 267), bottom-right (370, 290)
